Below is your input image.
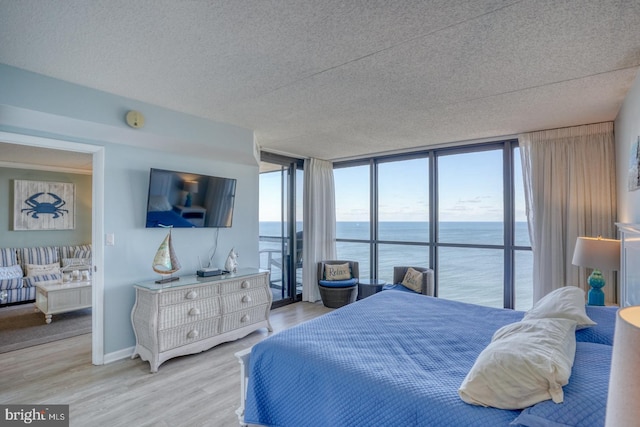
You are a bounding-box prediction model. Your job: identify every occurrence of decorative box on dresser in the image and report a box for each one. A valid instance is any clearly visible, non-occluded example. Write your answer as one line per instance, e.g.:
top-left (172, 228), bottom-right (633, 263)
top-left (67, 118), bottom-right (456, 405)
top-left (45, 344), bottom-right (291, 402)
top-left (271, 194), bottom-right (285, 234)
top-left (131, 268), bottom-right (272, 372)
top-left (616, 223), bottom-right (640, 307)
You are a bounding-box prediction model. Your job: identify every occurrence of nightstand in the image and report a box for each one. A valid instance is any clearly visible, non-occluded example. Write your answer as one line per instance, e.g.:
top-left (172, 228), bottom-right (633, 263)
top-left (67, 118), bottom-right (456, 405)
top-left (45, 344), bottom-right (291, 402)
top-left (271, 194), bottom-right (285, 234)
top-left (174, 205), bottom-right (207, 227)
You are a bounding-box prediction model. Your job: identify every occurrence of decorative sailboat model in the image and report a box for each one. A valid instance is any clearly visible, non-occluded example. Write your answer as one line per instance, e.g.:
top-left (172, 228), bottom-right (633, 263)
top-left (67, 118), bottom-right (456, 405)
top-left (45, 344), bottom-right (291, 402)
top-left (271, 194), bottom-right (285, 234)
top-left (152, 228), bottom-right (181, 284)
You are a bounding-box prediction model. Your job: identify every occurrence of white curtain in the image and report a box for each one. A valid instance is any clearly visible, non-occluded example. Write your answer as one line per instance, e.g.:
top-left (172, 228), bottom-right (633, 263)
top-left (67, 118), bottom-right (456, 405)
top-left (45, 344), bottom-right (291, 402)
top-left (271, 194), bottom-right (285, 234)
top-left (519, 122), bottom-right (617, 303)
top-left (302, 158), bottom-right (337, 302)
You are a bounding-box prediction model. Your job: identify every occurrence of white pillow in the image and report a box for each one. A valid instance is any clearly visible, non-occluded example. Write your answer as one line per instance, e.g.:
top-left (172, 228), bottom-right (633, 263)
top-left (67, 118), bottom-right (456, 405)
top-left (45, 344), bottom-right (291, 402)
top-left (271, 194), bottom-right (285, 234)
top-left (148, 195), bottom-right (173, 212)
top-left (459, 318), bottom-right (577, 410)
top-left (26, 262), bottom-right (60, 277)
top-left (324, 263), bottom-right (351, 280)
top-left (523, 286), bottom-right (596, 330)
top-left (401, 267), bottom-right (423, 293)
top-left (62, 257), bottom-right (91, 268)
top-left (0, 264), bottom-right (23, 279)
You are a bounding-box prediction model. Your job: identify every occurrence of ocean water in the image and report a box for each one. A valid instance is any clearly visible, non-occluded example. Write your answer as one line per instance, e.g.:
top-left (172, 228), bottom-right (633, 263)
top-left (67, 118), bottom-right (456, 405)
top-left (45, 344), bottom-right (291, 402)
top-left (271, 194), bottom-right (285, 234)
top-left (259, 221), bottom-right (533, 310)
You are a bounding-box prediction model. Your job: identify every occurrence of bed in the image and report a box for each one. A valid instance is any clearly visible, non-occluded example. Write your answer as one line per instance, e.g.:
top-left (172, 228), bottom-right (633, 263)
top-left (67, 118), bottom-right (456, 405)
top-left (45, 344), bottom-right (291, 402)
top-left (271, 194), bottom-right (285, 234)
top-left (237, 290), bottom-right (617, 427)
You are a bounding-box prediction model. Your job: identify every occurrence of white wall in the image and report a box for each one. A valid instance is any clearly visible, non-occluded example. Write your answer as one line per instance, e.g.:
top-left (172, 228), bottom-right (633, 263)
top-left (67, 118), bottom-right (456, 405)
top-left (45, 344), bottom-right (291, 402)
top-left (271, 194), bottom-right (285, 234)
top-left (616, 71), bottom-right (640, 223)
top-left (0, 64), bottom-right (259, 354)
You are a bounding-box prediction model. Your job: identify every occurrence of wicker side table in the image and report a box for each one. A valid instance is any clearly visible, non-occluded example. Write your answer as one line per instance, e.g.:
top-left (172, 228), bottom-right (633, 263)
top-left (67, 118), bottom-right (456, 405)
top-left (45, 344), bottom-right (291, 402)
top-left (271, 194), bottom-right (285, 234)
top-left (357, 279), bottom-right (386, 300)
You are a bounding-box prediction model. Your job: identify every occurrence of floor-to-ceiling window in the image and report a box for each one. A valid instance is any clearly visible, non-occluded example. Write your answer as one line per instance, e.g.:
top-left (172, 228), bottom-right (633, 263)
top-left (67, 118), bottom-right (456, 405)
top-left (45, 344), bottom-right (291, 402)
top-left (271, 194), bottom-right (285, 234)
top-left (334, 163), bottom-right (371, 278)
top-left (437, 148), bottom-right (505, 308)
top-left (377, 156), bottom-right (430, 284)
top-left (259, 153), bottom-right (303, 308)
top-left (334, 140), bottom-right (533, 310)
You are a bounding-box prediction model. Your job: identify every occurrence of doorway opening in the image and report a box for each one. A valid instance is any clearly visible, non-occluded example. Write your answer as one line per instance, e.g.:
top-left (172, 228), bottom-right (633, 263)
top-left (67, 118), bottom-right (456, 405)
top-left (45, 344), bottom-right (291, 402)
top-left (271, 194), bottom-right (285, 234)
top-left (0, 132), bottom-right (105, 365)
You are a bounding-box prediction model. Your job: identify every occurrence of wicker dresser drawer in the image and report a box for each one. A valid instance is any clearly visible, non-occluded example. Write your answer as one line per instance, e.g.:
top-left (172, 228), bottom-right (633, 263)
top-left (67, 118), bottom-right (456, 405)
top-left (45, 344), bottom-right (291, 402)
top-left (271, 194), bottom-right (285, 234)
top-left (132, 269), bottom-right (271, 372)
top-left (158, 297), bottom-right (221, 330)
top-left (220, 288), bottom-right (270, 313)
top-left (158, 317), bottom-right (221, 352)
top-left (219, 275), bottom-right (265, 294)
top-left (220, 304), bottom-right (269, 333)
top-left (159, 284), bottom-right (219, 306)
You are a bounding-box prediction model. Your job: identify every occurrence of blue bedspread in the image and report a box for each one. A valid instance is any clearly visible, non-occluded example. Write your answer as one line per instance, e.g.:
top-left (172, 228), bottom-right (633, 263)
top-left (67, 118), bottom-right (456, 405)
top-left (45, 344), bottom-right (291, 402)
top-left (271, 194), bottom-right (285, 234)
top-left (577, 305), bottom-right (618, 345)
top-left (245, 292), bottom-right (527, 426)
top-left (244, 292), bottom-right (617, 427)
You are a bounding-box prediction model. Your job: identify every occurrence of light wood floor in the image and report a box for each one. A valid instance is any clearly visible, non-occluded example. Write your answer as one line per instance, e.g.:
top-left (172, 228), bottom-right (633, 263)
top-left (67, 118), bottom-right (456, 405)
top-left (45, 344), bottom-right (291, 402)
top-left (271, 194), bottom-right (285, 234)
top-left (0, 301), bottom-right (332, 427)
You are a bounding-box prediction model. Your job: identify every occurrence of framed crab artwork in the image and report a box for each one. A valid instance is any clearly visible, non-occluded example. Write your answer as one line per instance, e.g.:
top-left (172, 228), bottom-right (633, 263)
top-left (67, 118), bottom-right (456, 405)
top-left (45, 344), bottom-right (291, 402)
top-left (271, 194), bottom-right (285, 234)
top-left (13, 180), bottom-right (75, 230)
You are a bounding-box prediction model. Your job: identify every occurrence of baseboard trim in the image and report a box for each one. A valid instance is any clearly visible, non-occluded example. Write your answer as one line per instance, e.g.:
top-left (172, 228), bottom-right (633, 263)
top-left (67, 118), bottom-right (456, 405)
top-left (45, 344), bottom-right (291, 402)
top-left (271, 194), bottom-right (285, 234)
top-left (103, 346), bottom-right (135, 364)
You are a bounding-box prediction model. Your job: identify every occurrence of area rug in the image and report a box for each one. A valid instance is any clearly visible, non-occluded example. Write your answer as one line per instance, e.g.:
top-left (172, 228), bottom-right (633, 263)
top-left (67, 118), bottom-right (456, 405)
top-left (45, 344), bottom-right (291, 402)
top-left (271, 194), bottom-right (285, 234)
top-left (0, 303), bottom-right (91, 354)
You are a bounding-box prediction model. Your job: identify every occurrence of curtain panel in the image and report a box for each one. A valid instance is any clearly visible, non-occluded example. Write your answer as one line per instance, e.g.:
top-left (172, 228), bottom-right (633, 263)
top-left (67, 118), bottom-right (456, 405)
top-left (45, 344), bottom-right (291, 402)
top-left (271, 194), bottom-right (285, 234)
top-left (302, 158), bottom-right (337, 302)
top-left (520, 122), bottom-right (617, 303)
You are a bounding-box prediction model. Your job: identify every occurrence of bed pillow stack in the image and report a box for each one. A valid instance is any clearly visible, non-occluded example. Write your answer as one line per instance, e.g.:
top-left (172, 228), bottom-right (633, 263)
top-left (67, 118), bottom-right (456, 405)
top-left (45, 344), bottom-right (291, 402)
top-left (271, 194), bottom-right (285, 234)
top-left (521, 286), bottom-right (596, 330)
top-left (459, 286), bottom-right (595, 410)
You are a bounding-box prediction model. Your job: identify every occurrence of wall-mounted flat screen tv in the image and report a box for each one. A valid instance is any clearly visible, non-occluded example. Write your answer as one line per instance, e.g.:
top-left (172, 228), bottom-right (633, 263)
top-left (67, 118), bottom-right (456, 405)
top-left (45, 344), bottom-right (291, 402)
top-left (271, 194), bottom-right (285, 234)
top-left (145, 168), bottom-right (236, 228)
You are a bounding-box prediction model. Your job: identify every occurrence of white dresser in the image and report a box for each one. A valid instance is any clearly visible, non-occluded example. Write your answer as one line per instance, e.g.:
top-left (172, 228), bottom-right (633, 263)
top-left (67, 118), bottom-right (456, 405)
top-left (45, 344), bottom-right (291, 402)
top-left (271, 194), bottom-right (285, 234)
top-left (131, 268), bottom-right (272, 372)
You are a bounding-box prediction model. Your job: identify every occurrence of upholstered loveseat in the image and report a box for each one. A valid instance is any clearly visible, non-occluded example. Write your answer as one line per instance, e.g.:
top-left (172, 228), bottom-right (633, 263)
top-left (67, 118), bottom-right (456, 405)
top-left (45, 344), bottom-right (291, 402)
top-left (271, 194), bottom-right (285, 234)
top-left (0, 244), bottom-right (91, 305)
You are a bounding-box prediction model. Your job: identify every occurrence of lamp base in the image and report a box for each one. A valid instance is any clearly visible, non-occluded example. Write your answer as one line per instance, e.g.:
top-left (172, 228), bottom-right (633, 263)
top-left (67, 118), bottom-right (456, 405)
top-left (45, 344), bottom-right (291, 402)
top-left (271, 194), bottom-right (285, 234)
top-left (587, 269), bottom-right (605, 306)
top-left (587, 288), bottom-right (605, 306)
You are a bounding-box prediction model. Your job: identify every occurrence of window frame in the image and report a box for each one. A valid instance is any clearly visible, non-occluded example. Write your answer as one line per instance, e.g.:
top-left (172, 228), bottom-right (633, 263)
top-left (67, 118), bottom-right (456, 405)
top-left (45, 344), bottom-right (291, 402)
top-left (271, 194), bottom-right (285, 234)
top-left (333, 139), bottom-right (530, 309)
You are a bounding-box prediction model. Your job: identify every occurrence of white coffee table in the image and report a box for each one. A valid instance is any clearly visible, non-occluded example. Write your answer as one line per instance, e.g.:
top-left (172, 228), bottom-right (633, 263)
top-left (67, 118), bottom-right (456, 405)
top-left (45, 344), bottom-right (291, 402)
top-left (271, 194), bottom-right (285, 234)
top-left (34, 280), bottom-right (92, 324)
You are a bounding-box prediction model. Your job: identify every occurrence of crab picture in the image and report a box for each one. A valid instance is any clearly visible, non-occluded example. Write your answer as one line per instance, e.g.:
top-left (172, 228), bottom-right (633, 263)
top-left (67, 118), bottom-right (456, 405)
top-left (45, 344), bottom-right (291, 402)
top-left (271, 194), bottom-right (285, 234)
top-left (21, 192), bottom-right (69, 219)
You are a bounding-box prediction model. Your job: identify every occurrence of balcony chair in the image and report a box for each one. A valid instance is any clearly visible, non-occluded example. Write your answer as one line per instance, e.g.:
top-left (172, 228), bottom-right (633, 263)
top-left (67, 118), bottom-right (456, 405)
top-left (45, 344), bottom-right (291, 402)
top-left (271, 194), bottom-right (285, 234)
top-left (317, 260), bottom-right (359, 308)
top-left (383, 266), bottom-right (434, 296)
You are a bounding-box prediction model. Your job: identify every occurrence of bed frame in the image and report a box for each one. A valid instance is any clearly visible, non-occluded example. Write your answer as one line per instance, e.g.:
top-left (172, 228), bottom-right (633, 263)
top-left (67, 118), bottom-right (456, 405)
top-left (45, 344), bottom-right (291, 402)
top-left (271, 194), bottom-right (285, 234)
top-left (235, 348), bottom-right (252, 426)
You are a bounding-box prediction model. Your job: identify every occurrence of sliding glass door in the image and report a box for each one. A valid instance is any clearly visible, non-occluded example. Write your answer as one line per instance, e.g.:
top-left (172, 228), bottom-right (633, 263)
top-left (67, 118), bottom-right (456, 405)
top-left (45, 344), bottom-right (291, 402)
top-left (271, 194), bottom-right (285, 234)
top-left (259, 153), bottom-right (303, 307)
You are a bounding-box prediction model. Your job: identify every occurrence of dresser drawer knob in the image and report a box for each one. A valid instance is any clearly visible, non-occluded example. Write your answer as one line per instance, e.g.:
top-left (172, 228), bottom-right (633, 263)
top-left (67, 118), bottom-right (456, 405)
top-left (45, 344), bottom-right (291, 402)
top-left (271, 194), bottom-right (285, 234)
top-left (241, 314), bottom-right (250, 323)
top-left (186, 290), bottom-right (198, 299)
top-left (189, 307), bottom-right (201, 316)
top-left (187, 330), bottom-right (199, 339)
top-left (241, 281), bottom-right (250, 289)
top-left (241, 295), bottom-right (252, 303)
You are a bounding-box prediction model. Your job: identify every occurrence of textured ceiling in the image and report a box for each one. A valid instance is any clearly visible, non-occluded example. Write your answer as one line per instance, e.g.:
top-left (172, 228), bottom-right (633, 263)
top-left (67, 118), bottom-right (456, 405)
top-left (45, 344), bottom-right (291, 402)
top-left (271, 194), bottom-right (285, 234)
top-left (1, 0), bottom-right (639, 162)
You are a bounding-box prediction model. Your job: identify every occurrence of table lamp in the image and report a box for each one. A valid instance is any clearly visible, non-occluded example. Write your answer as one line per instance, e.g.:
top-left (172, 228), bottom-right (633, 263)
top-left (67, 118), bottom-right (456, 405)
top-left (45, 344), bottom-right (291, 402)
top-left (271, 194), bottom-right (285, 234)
top-left (184, 181), bottom-right (199, 207)
top-left (605, 306), bottom-right (640, 426)
top-left (571, 236), bottom-right (620, 306)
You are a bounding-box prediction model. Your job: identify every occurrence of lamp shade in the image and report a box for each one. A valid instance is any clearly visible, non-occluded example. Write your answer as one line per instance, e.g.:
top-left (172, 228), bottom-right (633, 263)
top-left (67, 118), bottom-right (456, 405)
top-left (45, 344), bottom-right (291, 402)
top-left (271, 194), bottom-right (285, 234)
top-left (571, 237), bottom-right (620, 271)
top-left (605, 306), bottom-right (640, 426)
top-left (184, 181), bottom-right (199, 194)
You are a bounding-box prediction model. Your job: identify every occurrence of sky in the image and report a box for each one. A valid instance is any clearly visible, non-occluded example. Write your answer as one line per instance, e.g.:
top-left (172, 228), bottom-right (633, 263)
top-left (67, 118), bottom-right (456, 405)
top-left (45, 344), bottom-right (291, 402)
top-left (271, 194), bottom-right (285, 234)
top-left (259, 147), bottom-right (527, 223)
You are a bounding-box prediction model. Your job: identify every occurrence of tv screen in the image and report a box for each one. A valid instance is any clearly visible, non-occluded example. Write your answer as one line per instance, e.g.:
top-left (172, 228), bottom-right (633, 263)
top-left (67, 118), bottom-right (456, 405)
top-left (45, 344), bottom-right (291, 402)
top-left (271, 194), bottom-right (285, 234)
top-left (145, 168), bottom-right (236, 228)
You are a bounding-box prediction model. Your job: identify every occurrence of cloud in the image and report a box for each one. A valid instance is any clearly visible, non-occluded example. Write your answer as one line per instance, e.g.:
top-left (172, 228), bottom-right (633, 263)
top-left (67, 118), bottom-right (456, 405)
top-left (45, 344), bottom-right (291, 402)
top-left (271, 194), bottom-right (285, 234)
top-left (457, 196), bottom-right (491, 204)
